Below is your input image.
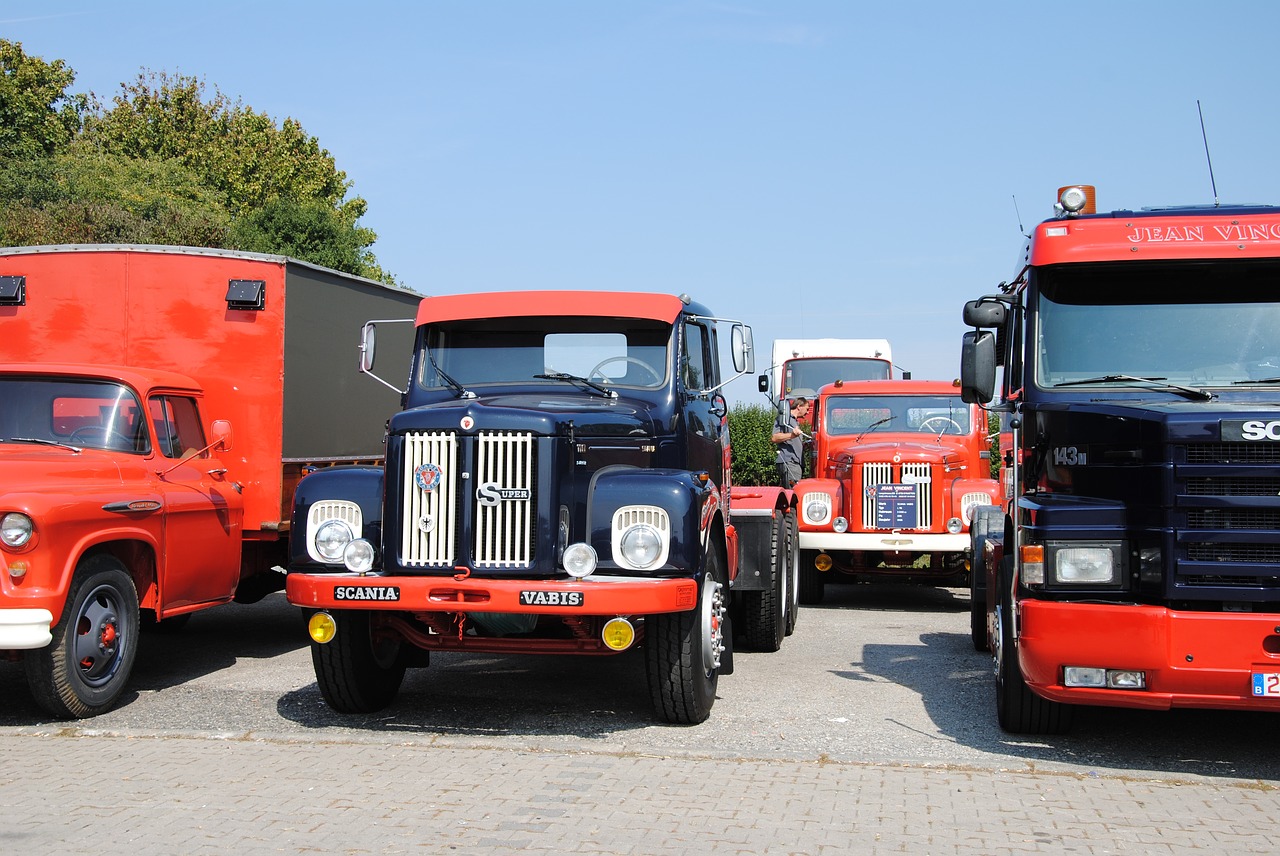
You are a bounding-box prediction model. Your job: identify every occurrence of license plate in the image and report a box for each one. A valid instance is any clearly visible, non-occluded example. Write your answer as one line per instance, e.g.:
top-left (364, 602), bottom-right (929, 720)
top-left (1251, 673), bottom-right (1280, 697)
top-left (519, 590), bottom-right (584, 607)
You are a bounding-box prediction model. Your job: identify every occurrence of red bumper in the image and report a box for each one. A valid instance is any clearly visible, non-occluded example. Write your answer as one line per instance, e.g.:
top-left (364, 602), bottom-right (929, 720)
top-left (1018, 600), bottom-right (1280, 711)
top-left (286, 572), bottom-right (698, 615)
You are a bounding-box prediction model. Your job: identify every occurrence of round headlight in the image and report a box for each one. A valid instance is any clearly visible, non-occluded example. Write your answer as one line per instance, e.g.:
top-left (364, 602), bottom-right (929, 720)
top-left (563, 542), bottom-right (598, 579)
top-left (619, 524), bottom-right (663, 569)
top-left (343, 538), bottom-right (377, 573)
top-left (832, 517), bottom-right (848, 534)
top-left (947, 517), bottom-right (964, 534)
top-left (314, 520), bottom-right (353, 562)
top-left (1, 513), bottom-right (33, 548)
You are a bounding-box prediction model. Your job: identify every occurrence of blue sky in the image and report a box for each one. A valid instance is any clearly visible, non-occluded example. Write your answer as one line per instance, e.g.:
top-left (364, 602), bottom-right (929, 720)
top-left (7, 1), bottom-right (1280, 400)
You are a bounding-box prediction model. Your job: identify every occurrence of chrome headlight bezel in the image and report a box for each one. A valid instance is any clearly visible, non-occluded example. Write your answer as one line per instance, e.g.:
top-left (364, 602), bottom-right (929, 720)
top-left (803, 492), bottom-right (833, 526)
top-left (959, 492), bottom-right (993, 524)
top-left (305, 500), bottom-right (363, 564)
top-left (1, 512), bottom-right (34, 549)
top-left (611, 505), bottom-right (670, 571)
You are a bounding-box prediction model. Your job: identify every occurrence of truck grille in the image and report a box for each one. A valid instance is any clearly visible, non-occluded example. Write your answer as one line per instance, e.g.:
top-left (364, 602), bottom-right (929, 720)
top-left (400, 431), bottom-right (536, 569)
top-left (861, 461), bottom-right (933, 530)
top-left (1176, 441), bottom-right (1280, 595)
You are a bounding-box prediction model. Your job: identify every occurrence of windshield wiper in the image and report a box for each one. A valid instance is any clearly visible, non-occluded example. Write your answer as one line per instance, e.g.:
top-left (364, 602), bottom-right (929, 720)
top-left (1233, 376), bottom-right (1280, 385)
top-left (4, 437), bottom-right (82, 452)
top-left (855, 415), bottom-right (896, 442)
top-left (1053, 374), bottom-right (1213, 401)
top-left (534, 372), bottom-right (617, 399)
top-left (427, 349), bottom-right (475, 399)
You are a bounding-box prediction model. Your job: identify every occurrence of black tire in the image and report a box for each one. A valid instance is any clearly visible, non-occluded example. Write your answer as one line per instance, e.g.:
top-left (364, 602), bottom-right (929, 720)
top-left (783, 508), bottom-right (800, 636)
top-left (311, 610), bottom-right (406, 714)
top-left (25, 554), bottom-right (140, 719)
top-left (646, 548), bottom-right (726, 724)
top-left (798, 549), bottom-right (825, 605)
top-left (969, 507), bottom-right (997, 652)
top-left (740, 512), bottom-right (786, 652)
top-left (994, 558), bottom-right (1073, 735)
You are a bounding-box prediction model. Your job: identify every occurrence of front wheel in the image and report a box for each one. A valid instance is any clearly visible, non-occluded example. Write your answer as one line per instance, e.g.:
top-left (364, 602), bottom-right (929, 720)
top-left (311, 610), bottom-right (407, 714)
top-left (25, 554), bottom-right (140, 719)
top-left (994, 559), bottom-right (1073, 734)
top-left (646, 548), bottom-right (726, 724)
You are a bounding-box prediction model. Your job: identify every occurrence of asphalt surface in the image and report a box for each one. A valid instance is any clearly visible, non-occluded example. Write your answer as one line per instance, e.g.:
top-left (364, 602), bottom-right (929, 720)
top-left (2, 583), bottom-right (1278, 853)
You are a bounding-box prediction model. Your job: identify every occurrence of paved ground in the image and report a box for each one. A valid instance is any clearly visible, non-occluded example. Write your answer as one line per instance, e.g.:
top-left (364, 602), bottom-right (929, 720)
top-left (2, 585), bottom-right (1277, 854)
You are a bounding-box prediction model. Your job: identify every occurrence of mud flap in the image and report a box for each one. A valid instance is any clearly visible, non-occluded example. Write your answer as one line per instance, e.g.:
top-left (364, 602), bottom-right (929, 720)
top-left (720, 611), bottom-right (734, 675)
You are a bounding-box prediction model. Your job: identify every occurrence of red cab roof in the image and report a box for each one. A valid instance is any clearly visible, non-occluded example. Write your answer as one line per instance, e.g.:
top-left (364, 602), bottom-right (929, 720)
top-left (415, 291), bottom-right (685, 326)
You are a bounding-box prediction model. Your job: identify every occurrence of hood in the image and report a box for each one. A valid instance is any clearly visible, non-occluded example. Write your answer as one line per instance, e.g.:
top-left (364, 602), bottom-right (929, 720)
top-left (1033, 395), bottom-right (1280, 443)
top-left (0, 443), bottom-right (136, 488)
top-left (828, 434), bottom-right (972, 466)
top-left (389, 391), bottom-right (663, 439)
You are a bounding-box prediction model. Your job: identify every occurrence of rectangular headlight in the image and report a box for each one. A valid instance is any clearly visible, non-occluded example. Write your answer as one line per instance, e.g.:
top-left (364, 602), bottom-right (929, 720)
top-left (1048, 541), bottom-right (1123, 585)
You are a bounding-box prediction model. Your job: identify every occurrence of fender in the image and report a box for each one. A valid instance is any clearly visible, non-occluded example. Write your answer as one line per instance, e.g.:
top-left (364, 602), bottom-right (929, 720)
top-left (585, 466), bottom-right (711, 574)
top-left (289, 466), bottom-right (385, 569)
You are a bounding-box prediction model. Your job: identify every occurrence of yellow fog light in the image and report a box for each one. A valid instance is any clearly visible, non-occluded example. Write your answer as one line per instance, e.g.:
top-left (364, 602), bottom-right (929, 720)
top-left (8, 560), bottom-right (29, 579)
top-left (308, 611), bottom-right (337, 644)
top-left (815, 553), bottom-right (833, 572)
top-left (602, 617), bottom-right (635, 651)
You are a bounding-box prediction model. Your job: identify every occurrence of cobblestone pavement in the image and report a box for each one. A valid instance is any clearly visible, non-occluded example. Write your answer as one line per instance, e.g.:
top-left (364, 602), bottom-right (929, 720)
top-left (1, 728), bottom-right (1276, 855)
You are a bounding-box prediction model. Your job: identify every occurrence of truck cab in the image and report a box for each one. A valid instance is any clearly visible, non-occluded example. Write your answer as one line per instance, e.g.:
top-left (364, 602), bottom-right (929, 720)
top-left (286, 291), bottom-right (792, 724)
top-left (792, 379), bottom-right (999, 603)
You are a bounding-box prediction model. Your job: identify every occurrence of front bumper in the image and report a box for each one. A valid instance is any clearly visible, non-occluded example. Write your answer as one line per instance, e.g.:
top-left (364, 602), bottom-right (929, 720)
top-left (1018, 600), bottom-right (1280, 711)
top-left (0, 609), bottom-right (54, 649)
top-left (286, 571), bottom-right (699, 615)
top-left (799, 531), bottom-right (969, 552)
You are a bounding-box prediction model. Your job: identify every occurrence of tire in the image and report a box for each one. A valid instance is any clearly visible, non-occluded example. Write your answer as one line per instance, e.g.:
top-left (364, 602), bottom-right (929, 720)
top-left (646, 548), bottom-right (726, 724)
top-left (783, 508), bottom-right (800, 636)
top-left (740, 512), bottom-right (786, 652)
top-left (311, 609), bottom-right (406, 714)
top-left (969, 507), bottom-right (997, 652)
top-left (25, 554), bottom-right (140, 719)
top-left (798, 549), bottom-right (825, 605)
top-left (994, 558), bottom-right (1073, 735)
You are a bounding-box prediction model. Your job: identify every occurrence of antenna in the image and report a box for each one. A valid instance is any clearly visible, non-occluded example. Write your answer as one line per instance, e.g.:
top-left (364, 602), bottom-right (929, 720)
top-left (1197, 100), bottom-right (1219, 207)
top-left (1011, 195), bottom-right (1026, 235)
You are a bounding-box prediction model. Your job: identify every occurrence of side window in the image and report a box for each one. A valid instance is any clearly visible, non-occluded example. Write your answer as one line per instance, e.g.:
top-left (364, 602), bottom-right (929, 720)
top-left (683, 322), bottom-right (708, 391)
top-left (148, 396), bottom-right (207, 459)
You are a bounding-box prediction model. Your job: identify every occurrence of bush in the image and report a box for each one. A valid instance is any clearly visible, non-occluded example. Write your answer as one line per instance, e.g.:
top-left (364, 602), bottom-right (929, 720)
top-left (728, 402), bottom-right (780, 486)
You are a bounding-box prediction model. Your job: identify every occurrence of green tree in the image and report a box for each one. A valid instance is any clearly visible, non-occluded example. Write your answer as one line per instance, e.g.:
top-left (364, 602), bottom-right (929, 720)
top-left (0, 39), bottom-right (92, 160)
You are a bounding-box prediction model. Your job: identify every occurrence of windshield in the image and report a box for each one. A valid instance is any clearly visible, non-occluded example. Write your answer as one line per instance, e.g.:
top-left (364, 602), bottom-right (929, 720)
top-left (1035, 260), bottom-right (1280, 388)
top-left (417, 317), bottom-right (673, 391)
top-left (784, 357), bottom-right (890, 395)
top-left (0, 378), bottom-right (149, 453)
top-left (823, 394), bottom-right (970, 436)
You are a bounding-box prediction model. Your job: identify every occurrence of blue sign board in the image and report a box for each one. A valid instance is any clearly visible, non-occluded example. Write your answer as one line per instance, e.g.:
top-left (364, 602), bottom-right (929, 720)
top-left (873, 483), bottom-right (918, 528)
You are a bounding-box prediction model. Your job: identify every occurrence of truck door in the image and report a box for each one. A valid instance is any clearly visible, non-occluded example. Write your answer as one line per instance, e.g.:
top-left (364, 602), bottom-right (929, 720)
top-left (150, 394), bottom-right (244, 611)
top-left (682, 320), bottom-right (730, 495)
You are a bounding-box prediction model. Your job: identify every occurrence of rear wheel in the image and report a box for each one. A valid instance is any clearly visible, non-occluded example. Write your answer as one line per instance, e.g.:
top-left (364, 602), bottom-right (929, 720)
top-left (994, 558), bottom-right (1073, 734)
top-left (647, 548), bottom-right (726, 724)
top-left (311, 610), bottom-right (407, 714)
top-left (740, 512), bottom-right (786, 652)
top-left (798, 549), bottom-right (825, 605)
top-left (25, 554), bottom-right (139, 719)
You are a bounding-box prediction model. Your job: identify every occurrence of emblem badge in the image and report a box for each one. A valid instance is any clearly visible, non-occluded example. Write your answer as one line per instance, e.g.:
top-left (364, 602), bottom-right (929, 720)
top-left (417, 514), bottom-right (435, 533)
top-left (460, 416), bottom-right (475, 430)
top-left (414, 463), bottom-right (443, 492)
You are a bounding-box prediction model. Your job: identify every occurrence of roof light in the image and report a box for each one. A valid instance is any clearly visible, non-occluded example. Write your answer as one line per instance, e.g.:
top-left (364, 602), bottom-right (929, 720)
top-left (1055, 185), bottom-right (1096, 218)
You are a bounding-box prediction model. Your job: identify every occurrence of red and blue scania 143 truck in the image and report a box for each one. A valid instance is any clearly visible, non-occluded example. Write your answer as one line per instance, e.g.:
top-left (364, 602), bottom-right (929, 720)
top-left (285, 291), bottom-right (797, 724)
top-left (962, 185), bottom-right (1280, 733)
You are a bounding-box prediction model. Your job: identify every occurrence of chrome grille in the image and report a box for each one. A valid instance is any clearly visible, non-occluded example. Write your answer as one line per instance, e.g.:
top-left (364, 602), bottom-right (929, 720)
top-left (474, 431), bottom-right (535, 568)
top-left (401, 431), bottom-right (460, 567)
top-left (861, 461), bottom-right (932, 530)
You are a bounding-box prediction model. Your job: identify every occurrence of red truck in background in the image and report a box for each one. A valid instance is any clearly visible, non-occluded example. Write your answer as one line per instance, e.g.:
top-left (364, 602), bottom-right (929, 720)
top-left (792, 379), bottom-right (1001, 604)
top-left (0, 244), bottom-right (420, 718)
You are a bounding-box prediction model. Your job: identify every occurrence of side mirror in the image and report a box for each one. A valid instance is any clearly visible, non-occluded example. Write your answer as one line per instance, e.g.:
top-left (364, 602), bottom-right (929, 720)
top-left (358, 322), bottom-right (378, 373)
top-left (963, 299), bottom-right (1008, 329)
top-left (731, 324), bottom-right (755, 374)
top-left (211, 419), bottom-right (233, 452)
top-left (960, 330), bottom-right (997, 404)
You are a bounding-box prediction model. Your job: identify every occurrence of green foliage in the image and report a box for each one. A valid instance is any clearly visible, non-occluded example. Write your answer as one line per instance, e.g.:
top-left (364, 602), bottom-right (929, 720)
top-left (728, 402), bottom-right (781, 487)
top-left (988, 410), bottom-right (1002, 479)
top-left (0, 45), bottom-right (394, 283)
top-left (0, 39), bottom-right (92, 160)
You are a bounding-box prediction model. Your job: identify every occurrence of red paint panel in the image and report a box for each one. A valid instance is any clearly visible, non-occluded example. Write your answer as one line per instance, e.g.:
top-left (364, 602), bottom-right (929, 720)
top-left (415, 291), bottom-right (684, 325)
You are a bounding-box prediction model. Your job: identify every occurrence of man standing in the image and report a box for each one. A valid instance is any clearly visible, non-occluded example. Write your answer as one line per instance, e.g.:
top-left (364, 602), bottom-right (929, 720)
top-left (771, 396), bottom-right (810, 489)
